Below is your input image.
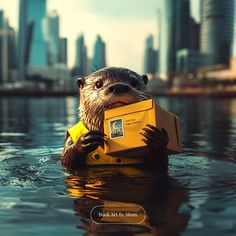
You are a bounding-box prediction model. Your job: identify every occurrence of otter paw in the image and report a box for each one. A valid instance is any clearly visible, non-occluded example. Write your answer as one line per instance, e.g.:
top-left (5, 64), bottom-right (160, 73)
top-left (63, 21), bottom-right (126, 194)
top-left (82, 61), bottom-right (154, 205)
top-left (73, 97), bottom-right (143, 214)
top-left (76, 130), bottom-right (106, 154)
top-left (140, 124), bottom-right (169, 152)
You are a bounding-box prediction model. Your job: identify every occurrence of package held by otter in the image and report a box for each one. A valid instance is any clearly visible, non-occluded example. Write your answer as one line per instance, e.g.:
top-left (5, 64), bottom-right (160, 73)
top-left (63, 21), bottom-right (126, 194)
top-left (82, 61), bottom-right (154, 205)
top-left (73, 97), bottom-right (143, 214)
top-left (104, 99), bottom-right (182, 157)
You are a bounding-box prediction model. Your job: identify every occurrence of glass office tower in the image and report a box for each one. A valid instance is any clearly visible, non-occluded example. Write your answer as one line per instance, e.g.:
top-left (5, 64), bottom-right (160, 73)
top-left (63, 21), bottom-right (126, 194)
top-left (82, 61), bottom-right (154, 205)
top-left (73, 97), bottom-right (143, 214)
top-left (59, 38), bottom-right (67, 66)
top-left (0, 10), bottom-right (3, 82)
top-left (200, 0), bottom-right (235, 65)
top-left (75, 34), bottom-right (87, 76)
top-left (158, 0), bottom-right (190, 80)
top-left (92, 35), bottom-right (106, 70)
top-left (18, 0), bottom-right (27, 81)
top-left (18, 0), bottom-right (47, 71)
top-left (45, 10), bottom-right (60, 66)
top-left (144, 34), bottom-right (157, 74)
top-left (158, 0), bottom-right (176, 79)
top-left (27, 0), bottom-right (47, 65)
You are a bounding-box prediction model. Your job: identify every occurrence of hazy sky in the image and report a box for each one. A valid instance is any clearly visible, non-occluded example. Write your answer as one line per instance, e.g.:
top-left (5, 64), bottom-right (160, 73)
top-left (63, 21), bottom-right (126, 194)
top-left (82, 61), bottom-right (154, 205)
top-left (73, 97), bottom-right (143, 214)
top-left (0, 0), bottom-right (200, 74)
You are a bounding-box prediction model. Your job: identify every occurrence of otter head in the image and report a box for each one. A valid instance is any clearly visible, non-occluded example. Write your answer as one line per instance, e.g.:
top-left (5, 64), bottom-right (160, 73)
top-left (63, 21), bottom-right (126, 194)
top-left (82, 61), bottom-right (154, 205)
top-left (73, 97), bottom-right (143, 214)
top-left (78, 67), bottom-right (150, 131)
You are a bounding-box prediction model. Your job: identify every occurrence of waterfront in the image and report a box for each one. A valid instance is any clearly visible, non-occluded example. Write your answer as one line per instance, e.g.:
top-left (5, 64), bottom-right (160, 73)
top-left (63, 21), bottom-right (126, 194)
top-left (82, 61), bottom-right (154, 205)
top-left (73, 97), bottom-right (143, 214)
top-left (0, 96), bottom-right (236, 235)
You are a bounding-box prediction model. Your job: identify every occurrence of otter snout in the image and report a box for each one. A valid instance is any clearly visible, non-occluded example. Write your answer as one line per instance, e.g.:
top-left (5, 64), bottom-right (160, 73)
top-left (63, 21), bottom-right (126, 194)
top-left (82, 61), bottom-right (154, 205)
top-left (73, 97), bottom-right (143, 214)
top-left (106, 83), bottom-right (130, 95)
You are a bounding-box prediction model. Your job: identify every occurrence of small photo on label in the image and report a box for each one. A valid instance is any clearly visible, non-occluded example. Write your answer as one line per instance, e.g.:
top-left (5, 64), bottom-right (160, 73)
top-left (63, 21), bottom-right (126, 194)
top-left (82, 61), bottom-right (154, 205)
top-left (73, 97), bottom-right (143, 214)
top-left (109, 118), bottom-right (124, 139)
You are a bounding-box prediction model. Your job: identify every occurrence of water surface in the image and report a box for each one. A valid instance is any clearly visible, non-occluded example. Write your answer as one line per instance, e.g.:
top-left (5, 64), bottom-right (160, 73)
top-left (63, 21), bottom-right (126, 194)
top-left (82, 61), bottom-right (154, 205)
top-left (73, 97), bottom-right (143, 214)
top-left (0, 97), bottom-right (236, 235)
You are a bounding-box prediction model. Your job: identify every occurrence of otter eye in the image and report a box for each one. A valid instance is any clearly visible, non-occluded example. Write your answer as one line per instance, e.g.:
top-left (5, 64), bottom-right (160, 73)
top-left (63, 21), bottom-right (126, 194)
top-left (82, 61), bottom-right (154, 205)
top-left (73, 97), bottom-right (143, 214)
top-left (131, 81), bottom-right (139, 88)
top-left (95, 81), bottom-right (103, 89)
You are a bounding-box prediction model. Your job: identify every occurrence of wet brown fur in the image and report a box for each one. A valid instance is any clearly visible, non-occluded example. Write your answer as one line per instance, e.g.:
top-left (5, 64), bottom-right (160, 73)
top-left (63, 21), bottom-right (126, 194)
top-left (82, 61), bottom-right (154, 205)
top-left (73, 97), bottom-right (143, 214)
top-left (61, 67), bottom-right (168, 172)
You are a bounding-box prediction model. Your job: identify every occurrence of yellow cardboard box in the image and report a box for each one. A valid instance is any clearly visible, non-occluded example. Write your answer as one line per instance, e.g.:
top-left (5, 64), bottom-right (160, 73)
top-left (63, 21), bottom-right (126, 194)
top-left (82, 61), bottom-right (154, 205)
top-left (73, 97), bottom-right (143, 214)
top-left (104, 99), bottom-right (182, 157)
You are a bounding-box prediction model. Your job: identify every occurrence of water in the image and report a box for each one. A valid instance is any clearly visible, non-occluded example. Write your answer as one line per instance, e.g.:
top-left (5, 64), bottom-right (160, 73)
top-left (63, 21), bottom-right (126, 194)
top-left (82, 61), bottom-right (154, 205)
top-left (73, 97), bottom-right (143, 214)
top-left (0, 97), bottom-right (236, 236)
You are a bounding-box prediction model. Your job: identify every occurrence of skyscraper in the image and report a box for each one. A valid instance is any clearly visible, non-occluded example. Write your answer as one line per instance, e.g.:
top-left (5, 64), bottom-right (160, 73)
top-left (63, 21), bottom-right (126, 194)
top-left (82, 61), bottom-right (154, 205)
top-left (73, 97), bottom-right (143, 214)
top-left (175, 0), bottom-right (190, 50)
top-left (175, 13), bottom-right (202, 74)
top-left (59, 37), bottom-right (67, 66)
top-left (7, 25), bottom-right (17, 70)
top-left (143, 34), bottom-right (157, 74)
top-left (45, 10), bottom-right (60, 66)
top-left (200, 0), bottom-right (235, 66)
top-left (18, 0), bottom-right (47, 81)
top-left (27, 0), bottom-right (47, 65)
top-left (158, 0), bottom-right (191, 80)
top-left (0, 10), bottom-right (4, 82)
top-left (75, 34), bottom-right (87, 76)
top-left (0, 14), bottom-right (17, 83)
top-left (92, 35), bottom-right (106, 70)
top-left (189, 17), bottom-right (200, 51)
top-left (18, 0), bottom-right (28, 81)
top-left (158, 0), bottom-right (176, 79)
top-left (0, 10), bottom-right (3, 31)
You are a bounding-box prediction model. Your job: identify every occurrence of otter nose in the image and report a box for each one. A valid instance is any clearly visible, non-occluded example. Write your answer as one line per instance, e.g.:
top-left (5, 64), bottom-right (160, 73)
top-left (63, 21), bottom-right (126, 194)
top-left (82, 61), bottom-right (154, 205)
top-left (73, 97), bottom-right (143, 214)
top-left (108, 84), bottom-right (130, 94)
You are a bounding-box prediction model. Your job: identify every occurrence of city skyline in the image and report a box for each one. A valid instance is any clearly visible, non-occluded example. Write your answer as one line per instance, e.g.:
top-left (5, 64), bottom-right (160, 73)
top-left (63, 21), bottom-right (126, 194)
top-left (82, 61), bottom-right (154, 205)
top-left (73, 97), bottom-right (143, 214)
top-left (0, 0), bottom-right (202, 74)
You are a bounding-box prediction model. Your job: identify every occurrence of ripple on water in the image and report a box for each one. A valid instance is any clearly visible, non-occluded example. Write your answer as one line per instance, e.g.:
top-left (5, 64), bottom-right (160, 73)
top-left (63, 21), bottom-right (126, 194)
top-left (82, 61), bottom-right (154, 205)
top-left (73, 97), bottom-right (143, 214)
top-left (169, 154), bottom-right (236, 235)
top-left (0, 97), bottom-right (236, 236)
top-left (0, 197), bottom-right (21, 209)
top-left (0, 132), bottom-right (26, 137)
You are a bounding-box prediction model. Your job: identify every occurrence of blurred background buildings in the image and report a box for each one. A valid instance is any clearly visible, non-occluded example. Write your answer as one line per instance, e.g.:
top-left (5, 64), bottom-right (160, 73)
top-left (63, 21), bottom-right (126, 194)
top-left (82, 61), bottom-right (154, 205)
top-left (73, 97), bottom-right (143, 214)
top-left (144, 0), bottom-right (236, 94)
top-left (0, 0), bottom-right (107, 92)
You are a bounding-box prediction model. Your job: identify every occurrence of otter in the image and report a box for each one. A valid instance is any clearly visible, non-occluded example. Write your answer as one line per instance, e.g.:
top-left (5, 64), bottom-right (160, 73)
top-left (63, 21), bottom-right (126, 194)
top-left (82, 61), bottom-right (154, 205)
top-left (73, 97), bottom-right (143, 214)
top-left (61, 67), bottom-right (169, 173)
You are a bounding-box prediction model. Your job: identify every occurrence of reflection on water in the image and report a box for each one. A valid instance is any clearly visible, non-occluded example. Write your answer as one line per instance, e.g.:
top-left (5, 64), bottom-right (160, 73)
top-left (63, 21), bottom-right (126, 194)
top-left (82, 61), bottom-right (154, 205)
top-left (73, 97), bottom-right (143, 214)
top-left (66, 167), bottom-right (190, 235)
top-left (0, 97), bottom-right (236, 236)
top-left (157, 97), bottom-right (236, 159)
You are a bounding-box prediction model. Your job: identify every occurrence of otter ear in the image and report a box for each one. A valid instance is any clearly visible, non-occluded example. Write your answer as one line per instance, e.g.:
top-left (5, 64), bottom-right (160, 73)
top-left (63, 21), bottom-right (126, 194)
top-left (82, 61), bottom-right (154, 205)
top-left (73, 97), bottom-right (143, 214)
top-left (142, 75), bottom-right (148, 85)
top-left (77, 78), bottom-right (85, 89)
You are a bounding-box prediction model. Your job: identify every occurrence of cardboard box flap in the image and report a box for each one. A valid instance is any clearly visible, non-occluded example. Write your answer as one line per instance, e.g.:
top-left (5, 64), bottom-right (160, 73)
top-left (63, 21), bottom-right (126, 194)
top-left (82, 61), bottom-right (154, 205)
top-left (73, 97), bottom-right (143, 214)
top-left (105, 99), bottom-right (154, 120)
